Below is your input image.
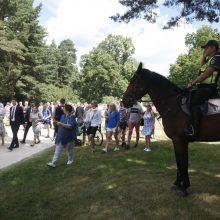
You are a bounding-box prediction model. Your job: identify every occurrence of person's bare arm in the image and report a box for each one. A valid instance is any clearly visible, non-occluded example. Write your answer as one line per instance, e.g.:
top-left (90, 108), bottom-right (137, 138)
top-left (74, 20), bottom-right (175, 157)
top-left (188, 67), bottom-right (215, 88)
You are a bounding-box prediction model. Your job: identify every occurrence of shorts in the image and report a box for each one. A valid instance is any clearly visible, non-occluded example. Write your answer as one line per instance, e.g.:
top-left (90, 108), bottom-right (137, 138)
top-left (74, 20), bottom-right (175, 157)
top-left (43, 119), bottom-right (50, 125)
top-left (86, 126), bottom-right (98, 136)
top-left (106, 127), bottom-right (117, 133)
top-left (119, 121), bottom-right (127, 130)
top-left (128, 121), bottom-right (140, 131)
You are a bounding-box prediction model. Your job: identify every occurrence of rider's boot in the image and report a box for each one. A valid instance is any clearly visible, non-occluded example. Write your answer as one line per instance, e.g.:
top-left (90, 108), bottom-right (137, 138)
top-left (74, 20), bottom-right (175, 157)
top-left (184, 106), bottom-right (201, 139)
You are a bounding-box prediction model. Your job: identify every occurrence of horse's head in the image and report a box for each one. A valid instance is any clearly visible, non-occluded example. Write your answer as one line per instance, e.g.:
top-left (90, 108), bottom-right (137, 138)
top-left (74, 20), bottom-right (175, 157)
top-left (123, 62), bottom-right (148, 107)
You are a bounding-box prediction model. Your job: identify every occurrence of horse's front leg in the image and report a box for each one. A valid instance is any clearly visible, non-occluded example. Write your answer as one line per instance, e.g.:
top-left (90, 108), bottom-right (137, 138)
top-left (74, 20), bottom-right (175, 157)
top-left (172, 138), bottom-right (190, 196)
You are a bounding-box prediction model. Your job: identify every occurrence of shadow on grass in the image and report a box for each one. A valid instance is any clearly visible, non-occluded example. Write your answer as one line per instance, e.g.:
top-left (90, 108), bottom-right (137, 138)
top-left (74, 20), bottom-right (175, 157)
top-left (0, 140), bottom-right (219, 220)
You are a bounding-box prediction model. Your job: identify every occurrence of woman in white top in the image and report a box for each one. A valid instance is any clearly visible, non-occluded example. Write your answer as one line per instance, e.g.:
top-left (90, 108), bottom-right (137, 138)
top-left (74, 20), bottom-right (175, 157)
top-left (84, 100), bottom-right (102, 151)
top-left (142, 104), bottom-right (155, 152)
top-left (0, 103), bottom-right (6, 145)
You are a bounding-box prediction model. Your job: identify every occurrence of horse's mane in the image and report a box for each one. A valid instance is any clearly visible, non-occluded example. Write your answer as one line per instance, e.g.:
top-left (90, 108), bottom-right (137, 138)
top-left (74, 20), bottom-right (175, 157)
top-left (142, 68), bottom-right (182, 94)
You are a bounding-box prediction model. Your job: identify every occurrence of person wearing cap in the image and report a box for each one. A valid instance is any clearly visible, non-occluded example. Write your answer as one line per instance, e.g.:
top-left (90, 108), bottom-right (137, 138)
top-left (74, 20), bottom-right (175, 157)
top-left (184, 39), bottom-right (220, 139)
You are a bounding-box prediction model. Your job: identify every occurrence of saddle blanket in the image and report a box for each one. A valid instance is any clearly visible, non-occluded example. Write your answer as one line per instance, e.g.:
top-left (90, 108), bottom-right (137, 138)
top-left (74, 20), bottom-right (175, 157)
top-left (181, 97), bottom-right (220, 116)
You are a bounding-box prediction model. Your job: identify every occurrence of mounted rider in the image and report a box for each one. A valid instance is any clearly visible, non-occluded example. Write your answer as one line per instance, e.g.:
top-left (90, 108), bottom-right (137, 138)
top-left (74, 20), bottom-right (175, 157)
top-left (184, 40), bottom-right (220, 139)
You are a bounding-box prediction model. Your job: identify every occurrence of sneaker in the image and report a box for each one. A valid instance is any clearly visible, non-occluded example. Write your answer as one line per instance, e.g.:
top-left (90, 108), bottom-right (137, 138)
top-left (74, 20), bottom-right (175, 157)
top-left (144, 147), bottom-right (151, 152)
top-left (114, 147), bottom-right (120, 152)
top-left (67, 160), bottom-right (73, 165)
top-left (47, 162), bottom-right (56, 168)
top-left (144, 147), bottom-right (148, 152)
top-left (102, 148), bottom-right (108, 153)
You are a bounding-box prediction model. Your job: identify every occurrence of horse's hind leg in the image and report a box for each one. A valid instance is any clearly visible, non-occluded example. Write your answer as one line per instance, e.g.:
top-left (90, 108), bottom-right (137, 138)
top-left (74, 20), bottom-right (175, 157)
top-left (172, 138), bottom-right (190, 196)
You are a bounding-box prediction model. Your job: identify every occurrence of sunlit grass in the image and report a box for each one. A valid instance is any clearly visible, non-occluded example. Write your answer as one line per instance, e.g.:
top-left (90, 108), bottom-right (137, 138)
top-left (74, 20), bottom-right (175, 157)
top-left (0, 140), bottom-right (219, 219)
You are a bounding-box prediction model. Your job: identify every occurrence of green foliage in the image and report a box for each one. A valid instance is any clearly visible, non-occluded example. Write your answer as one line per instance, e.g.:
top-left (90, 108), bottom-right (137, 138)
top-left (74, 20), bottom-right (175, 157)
top-left (0, 1), bottom-right (79, 103)
top-left (79, 35), bottom-right (138, 102)
top-left (102, 96), bottom-right (120, 104)
top-left (185, 26), bottom-right (220, 49)
top-left (57, 39), bottom-right (78, 86)
top-left (31, 84), bottom-right (79, 103)
top-left (168, 26), bottom-right (220, 87)
top-left (97, 34), bottom-right (135, 66)
top-left (1, 1), bottom-right (140, 104)
top-left (0, 20), bottom-right (25, 102)
top-left (111, 0), bottom-right (220, 29)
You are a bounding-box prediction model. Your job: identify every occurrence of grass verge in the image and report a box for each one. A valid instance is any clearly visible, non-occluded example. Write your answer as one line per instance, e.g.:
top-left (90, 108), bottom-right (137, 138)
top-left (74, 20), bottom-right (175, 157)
top-left (0, 141), bottom-right (220, 220)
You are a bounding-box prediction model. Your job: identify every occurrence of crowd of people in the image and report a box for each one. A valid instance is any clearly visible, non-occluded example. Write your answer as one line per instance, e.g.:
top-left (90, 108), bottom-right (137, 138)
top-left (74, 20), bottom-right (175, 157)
top-left (0, 97), bottom-right (158, 168)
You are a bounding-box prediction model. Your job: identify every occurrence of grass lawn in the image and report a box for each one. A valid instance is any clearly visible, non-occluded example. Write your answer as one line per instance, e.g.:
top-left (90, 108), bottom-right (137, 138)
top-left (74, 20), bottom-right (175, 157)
top-left (0, 139), bottom-right (220, 220)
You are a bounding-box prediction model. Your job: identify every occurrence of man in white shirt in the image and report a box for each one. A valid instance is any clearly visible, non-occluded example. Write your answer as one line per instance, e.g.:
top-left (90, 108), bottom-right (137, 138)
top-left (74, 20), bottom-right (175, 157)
top-left (126, 102), bottom-right (143, 149)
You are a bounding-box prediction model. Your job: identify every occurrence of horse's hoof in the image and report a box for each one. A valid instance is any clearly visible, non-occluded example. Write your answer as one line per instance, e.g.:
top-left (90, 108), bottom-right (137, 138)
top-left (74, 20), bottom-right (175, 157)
top-left (177, 188), bottom-right (188, 197)
top-left (171, 185), bottom-right (188, 197)
top-left (171, 185), bottom-right (180, 192)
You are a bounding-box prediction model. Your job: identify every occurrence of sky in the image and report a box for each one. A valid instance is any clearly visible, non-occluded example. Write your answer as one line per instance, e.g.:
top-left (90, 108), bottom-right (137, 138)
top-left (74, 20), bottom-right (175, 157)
top-left (33, 0), bottom-right (219, 76)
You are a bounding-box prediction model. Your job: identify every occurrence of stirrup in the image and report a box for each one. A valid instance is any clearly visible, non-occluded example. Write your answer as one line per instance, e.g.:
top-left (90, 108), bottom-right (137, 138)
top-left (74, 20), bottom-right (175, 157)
top-left (184, 125), bottom-right (194, 136)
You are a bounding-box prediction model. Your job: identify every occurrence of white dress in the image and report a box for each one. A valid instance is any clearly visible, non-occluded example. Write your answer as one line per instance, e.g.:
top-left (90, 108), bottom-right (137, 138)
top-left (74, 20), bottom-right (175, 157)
top-left (30, 112), bottom-right (41, 137)
top-left (141, 112), bottom-right (154, 136)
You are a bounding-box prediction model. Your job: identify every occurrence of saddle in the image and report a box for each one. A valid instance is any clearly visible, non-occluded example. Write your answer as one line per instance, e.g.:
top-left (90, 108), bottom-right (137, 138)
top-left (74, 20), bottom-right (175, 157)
top-left (181, 96), bottom-right (220, 116)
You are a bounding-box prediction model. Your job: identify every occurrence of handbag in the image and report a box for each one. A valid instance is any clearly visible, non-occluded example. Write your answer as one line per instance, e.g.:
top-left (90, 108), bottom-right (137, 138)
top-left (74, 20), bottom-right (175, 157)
top-left (84, 121), bottom-right (91, 129)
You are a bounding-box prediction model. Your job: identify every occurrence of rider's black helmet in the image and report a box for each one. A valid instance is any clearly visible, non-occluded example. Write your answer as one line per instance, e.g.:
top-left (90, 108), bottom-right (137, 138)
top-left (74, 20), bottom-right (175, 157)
top-left (201, 40), bottom-right (219, 51)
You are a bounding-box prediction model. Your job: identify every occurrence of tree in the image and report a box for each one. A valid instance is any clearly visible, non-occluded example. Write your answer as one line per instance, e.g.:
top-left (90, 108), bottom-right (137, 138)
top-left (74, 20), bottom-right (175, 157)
top-left (0, 20), bottom-right (25, 102)
top-left (80, 49), bottom-right (123, 102)
top-left (97, 34), bottom-right (137, 81)
top-left (57, 39), bottom-right (78, 87)
top-left (0, 0), bottom-right (47, 101)
top-left (97, 34), bottom-right (135, 66)
top-left (35, 40), bottom-right (59, 85)
top-left (31, 83), bottom-right (79, 103)
top-left (111, 0), bottom-right (220, 29)
top-left (168, 26), bottom-right (220, 87)
top-left (0, 1), bottom-right (80, 103)
top-left (79, 35), bottom-right (138, 102)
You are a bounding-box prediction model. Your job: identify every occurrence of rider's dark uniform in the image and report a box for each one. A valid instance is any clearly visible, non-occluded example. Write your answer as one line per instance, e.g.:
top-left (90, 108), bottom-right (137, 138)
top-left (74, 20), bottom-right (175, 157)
top-left (186, 46), bottom-right (220, 139)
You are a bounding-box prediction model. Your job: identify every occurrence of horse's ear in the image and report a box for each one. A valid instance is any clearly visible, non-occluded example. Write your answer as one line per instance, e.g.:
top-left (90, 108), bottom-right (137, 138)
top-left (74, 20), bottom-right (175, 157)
top-left (137, 62), bottom-right (142, 71)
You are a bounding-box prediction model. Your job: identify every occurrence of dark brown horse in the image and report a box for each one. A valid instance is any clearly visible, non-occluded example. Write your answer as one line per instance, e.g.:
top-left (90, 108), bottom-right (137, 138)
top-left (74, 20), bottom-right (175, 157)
top-left (123, 62), bottom-right (220, 196)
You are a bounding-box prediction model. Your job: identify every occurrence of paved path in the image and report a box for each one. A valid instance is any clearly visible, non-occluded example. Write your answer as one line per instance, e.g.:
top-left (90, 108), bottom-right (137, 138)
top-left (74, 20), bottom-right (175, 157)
top-left (0, 126), bottom-right (54, 170)
top-left (0, 120), bottom-right (168, 170)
